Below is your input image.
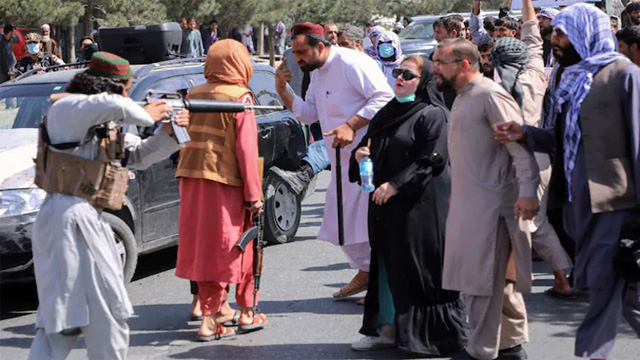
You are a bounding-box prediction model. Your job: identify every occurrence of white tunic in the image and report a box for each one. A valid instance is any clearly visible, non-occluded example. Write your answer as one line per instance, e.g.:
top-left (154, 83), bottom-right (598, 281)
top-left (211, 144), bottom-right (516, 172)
top-left (241, 25), bottom-right (254, 48)
top-left (292, 46), bottom-right (393, 246)
top-left (32, 93), bottom-right (181, 333)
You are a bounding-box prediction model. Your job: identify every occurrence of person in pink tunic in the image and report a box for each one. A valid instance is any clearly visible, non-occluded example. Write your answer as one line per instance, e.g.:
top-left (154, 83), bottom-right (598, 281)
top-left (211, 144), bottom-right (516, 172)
top-left (175, 39), bottom-right (267, 341)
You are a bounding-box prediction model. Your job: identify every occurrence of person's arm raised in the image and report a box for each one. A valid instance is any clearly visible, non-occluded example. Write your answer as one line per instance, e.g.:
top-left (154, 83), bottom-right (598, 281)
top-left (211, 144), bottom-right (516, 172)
top-left (275, 61), bottom-right (294, 110)
top-left (522, 0), bottom-right (536, 22)
top-left (499, 0), bottom-right (512, 18)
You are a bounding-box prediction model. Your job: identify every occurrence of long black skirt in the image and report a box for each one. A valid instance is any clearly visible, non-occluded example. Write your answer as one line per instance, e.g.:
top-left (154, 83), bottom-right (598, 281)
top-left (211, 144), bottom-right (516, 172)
top-left (360, 173), bottom-right (468, 356)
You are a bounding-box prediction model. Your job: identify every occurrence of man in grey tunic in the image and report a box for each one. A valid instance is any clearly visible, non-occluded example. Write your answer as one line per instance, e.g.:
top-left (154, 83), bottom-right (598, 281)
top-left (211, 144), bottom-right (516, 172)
top-left (28, 52), bottom-right (190, 360)
top-left (493, 4), bottom-right (640, 359)
top-left (433, 38), bottom-right (540, 360)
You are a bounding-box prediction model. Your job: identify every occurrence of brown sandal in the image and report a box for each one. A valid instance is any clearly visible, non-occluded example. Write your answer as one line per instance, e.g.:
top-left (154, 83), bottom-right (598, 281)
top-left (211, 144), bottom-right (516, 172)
top-left (333, 271), bottom-right (369, 298)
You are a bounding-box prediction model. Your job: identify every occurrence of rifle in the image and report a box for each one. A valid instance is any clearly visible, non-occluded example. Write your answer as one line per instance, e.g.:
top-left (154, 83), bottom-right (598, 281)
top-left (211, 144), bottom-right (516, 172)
top-left (236, 209), bottom-right (265, 312)
top-left (137, 90), bottom-right (285, 146)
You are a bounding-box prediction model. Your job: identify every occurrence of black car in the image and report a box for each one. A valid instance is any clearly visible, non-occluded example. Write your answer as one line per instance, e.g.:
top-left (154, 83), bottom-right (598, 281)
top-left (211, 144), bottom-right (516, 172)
top-left (0, 58), bottom-right (315, 283)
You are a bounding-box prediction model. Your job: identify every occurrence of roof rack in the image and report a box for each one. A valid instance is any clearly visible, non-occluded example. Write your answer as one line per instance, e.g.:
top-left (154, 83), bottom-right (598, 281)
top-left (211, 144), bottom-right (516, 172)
top-left (133, 56), bottom-right (205, 79)
top-left (11, 61), bottom-right (90, 82)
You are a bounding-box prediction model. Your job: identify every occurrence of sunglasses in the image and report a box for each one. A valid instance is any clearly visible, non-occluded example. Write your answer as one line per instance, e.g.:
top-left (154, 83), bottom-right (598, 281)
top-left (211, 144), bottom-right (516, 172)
top-left (392, 68), bottom-right (421, 81)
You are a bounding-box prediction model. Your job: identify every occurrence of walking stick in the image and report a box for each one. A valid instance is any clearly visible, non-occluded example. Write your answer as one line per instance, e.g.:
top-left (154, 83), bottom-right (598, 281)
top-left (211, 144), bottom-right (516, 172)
top-left (335, 145), bottom-right (345, 246)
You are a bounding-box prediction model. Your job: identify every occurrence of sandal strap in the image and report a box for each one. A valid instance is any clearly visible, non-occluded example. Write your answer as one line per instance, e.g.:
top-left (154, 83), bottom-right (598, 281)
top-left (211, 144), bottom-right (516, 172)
top-left (335, 278), bottom-right (368, 297)
top-left (216, 324), bottom-right (235, 335)
top-left (254, 313), bottom-right (268, 324)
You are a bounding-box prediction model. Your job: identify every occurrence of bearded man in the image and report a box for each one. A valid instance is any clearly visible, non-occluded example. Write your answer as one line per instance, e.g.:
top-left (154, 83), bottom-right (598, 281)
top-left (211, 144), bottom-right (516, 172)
top-left (493, 4), bottom-right (640, 358)
top-left (433, 38), bottom-right (540, 360)
top-left (274, 23), bottom-right (393, 300)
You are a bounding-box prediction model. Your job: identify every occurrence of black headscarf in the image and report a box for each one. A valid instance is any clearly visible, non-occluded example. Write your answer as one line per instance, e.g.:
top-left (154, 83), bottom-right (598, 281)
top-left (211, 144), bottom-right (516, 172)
top-left (365, 59), bottom-right (446, 140)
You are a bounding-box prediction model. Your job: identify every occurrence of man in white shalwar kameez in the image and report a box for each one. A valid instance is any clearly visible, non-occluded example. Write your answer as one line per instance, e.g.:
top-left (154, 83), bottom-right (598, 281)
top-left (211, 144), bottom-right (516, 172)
top-left (241, 24), bottom-right (255, 55)
top-left (29, 52), bottom-right (189, 360)
top-left (275, 23), bottom-right (393, 298)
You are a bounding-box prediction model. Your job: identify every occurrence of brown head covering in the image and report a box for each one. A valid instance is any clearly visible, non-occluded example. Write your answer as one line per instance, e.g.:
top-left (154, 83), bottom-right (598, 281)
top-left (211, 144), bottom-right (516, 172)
top-left (204, 39), bottom-right (252, 87)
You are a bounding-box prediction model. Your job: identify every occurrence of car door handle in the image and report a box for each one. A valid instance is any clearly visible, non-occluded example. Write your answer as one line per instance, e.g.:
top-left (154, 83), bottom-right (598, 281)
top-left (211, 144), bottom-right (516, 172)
top-left (259, 127), bottom-right (272, 139)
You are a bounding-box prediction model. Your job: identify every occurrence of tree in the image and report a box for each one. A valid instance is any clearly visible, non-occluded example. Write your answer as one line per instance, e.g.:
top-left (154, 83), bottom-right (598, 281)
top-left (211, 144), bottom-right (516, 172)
top-left (158, 0), bottom-right (219, 22)
top-left (100, 0), bottom-right (168, 28)
top-left (0, 0), bottom-right (84, 27)
top-left (215, 0), bottom-right (259, 40)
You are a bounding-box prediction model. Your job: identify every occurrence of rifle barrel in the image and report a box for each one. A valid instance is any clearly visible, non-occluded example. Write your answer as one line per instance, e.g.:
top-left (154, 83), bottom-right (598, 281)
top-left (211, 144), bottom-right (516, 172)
top-left (137, 99), bottom-right (284, 113)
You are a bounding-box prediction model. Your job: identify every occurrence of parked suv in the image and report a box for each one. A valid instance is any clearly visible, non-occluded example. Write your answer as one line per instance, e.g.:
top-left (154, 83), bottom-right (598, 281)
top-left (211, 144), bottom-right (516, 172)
top-left (0, 58), bottom-right (314, 283)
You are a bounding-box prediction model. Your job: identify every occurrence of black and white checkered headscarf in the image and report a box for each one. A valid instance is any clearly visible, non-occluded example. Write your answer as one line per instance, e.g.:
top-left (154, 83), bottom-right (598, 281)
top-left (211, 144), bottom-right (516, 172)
top-left (490, 37), bottom-right (529, 112)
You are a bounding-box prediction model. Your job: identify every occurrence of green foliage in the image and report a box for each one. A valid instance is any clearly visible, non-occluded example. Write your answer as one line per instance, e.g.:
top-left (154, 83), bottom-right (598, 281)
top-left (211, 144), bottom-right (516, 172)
top-left (215, 0), bottom-right (259, 38)
top-left (0, 0), bottom-right (84, 27)
top-left (99, 0), bottom-right (168, 27)
top-left (251, 0), bottom-right (379, 25)
top-left (0, 0), bottom-right (512, 32)
top-left (158, 0), bottom-right (220, 22)
top-left (249, 0), bottom-right (508, 27)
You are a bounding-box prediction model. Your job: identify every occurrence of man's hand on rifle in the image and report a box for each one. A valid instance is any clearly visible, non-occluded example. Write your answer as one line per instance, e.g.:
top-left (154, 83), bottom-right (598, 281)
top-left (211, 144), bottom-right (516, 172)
top-left (162, 108), bottom-right (190, 136)
top-left (144, 100), bottom-right (173, 122)
top-left (247, 200), bottom-right (263, 214)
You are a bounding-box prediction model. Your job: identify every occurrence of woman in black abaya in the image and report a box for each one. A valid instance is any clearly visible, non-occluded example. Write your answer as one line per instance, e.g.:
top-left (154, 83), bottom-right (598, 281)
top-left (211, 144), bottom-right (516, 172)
top-left (348, 56), bottom-right (467, 356)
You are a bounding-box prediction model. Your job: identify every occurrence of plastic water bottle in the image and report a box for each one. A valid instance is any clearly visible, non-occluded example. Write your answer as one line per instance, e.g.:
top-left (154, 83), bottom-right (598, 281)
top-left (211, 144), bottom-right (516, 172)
top-left (359, 156), bottom-right (375, 193)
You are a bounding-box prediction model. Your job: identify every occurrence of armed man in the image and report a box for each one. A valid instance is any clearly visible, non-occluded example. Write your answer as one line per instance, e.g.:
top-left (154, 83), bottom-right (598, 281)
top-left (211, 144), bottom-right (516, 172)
top-left (28, 52), bottom-right (190, 360)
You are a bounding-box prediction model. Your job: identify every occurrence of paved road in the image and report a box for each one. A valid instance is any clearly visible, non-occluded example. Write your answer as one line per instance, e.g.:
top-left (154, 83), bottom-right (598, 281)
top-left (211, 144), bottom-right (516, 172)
top-left (1, 171), bottom-right (638, 359)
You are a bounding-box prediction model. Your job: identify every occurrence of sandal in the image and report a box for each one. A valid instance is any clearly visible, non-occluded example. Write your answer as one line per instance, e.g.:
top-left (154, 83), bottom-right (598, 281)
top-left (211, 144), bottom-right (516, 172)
top-left (219, 310), bottom-right (241, 327)
top-left (238, 313), bottom-right (268, 332)
top-left (196, 324), bottom-right (236, 342)
top-left (544, 287), bottom-right (577, 299)
top-left (333, 271), bottom-right (369, 298)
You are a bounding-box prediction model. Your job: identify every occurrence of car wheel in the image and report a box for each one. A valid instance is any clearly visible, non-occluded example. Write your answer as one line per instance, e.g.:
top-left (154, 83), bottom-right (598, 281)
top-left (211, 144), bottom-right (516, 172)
top-left (263, 172), bottom-right (302, 245)
top-left (103, 212), bottom-right (138, 284)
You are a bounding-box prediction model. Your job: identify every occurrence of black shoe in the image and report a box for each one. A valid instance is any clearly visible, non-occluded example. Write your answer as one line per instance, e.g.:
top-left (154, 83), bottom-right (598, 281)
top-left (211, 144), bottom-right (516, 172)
top-left (497, 345), bottom-right (527, 360)
top-left (270, 163), bottom-right (314, 194)
top-left (450, 349), bottom-right (480, 360)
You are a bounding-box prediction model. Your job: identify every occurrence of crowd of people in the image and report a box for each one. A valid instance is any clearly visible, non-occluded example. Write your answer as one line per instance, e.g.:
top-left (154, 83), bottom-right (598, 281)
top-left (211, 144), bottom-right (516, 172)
top-left (18, 0), bottom-right (640, 359)
top-left (0, 23), bottom-right (103, 84)
top-left (178, 17), bottom-right (291, 57)
top-left (271, 0), bottom-right (640, 359)
top-left (0, 24), bottom-right (72, 82)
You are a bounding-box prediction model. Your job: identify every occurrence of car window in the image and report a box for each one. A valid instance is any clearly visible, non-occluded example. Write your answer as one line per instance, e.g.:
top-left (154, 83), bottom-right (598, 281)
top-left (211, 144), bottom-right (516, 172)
top-left (248, 71), bottom-right (283, 114)
top-left (11, 34), bottom-right (19, 44)
top-left (148, 76), bottom-right (190, 93)
top-left (399, 21), bottom-right (434, 40)
top-left (187, 75), bottom-right (206, 87)
top-left (0, 84), bottom-right (67, 129)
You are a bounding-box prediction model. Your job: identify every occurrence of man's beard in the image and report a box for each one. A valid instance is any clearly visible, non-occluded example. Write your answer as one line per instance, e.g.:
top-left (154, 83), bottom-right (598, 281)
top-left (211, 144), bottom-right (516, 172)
top-left (632, 16), bottom-right (640, 26)
top-left (482, 67), bottom-right (494, 79)
top-left (299, 61), bottom-right (319, 72)
top-left (42, 35), bottom-right (50, 42)
top-left (540, 26), bottom-right (553, 38)
top-left (435, 73), bottom-right (454, 91)
top-left (554, 43), bottom-right (582, 67)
